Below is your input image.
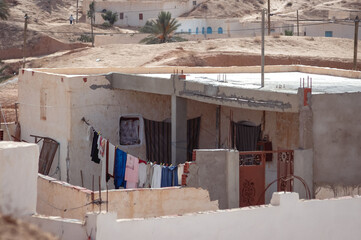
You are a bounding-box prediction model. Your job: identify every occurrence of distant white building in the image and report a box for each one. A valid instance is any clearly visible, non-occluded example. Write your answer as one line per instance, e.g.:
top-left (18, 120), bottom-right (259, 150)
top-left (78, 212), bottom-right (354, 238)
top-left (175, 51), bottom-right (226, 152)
top-left (82, 0), bottom-right (206, 27)
top-left (176, 18), bottom-right (295, 38)
top-left (302, 21), bottom-right (361, 40)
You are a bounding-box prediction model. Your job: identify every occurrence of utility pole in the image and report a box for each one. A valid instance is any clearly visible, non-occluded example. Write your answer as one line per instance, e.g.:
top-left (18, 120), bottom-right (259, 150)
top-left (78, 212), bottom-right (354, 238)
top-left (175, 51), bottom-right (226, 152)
top-left (261, 9), bottom-right (265, 87)
top-left (91, 1), bottom-right (95, 47)
top-left (22, 14), bottom-right (29, 69)
top-left (267, 0), bottom-right (271, 35)
top-left (297, 10), bottom-right (299, 36)
top-left (354, 15), bottom-right (359, 70)
top-left (76, 0), bottom-right (79, 23)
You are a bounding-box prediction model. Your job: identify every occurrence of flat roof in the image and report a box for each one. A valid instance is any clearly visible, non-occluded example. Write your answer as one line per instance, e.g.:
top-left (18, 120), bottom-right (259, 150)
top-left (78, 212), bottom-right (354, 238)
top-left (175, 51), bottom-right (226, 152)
top-left (136, 72), bottom-right (361, 94)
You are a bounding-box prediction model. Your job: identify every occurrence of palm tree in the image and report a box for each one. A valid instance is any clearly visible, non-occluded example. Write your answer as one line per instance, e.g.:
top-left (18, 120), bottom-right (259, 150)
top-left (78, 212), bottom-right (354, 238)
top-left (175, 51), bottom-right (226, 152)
top-left (0, 0), bottom-right (10, 20)
top-left (140, 11), bottom-right (186, 44)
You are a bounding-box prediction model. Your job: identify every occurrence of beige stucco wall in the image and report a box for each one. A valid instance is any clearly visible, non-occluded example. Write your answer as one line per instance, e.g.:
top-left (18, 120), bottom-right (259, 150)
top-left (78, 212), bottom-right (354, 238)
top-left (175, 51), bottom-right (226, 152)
top-left (37, 174), bottom-right (92, 220)
top-left (37, 174), bottom-right (218, 220)
top-left (18, 70), bottom-right (71, 181)
top-left (93, 187), bottom-right (218, 219)
top-left (68, 74), bottom-right (171, 189)
top-left (0, 142), bottom-right (39, 216)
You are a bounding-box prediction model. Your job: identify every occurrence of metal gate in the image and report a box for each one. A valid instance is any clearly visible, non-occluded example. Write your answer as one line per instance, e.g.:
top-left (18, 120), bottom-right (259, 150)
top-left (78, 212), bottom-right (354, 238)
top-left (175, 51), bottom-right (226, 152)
top-left (239, 152), bottom-right (266, 207)
top-left (277, 150), bottom-right (294, 192)
top-left (239, 150), bottom-right (294, 207)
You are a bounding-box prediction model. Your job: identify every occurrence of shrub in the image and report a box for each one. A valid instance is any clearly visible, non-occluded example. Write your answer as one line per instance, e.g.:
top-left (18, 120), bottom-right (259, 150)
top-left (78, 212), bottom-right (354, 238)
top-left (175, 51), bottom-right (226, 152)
top-left (77, 34), bottom-right (93, 42)
top-left (101, 10), bottom-right (118, 25)
top-left (139, 20), bottom-right (154, 33)
top-left (285, 30), bottom-right (293, 36)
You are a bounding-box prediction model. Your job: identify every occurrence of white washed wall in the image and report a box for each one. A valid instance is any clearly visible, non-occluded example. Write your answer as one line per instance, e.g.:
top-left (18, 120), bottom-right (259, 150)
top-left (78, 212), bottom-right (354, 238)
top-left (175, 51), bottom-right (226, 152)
top-left (95, 192), bottom-right (361, 240)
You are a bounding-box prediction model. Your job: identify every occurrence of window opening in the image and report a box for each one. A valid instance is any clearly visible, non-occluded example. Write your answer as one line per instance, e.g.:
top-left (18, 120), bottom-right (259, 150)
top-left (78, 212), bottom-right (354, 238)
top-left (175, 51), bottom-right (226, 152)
top-left (119, 117), bottom-right (141, 145)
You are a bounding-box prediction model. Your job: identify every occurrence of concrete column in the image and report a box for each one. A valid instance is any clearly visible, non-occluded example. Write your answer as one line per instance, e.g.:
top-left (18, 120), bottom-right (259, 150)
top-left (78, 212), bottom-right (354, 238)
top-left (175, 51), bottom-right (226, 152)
top-left (294, 149), bottom-right (313, 199)
top-left (187, 149), bottom-right (239, 209)
top-left (297, 88), bottom-right (313, 149)
top-left (171, 95), bottom-right (187, 165)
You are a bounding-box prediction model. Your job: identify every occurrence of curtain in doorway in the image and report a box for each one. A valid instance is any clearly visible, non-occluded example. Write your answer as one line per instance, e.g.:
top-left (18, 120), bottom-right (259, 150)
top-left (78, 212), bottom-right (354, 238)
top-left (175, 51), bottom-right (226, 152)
top-left (231, 121), bottom-right (261, 151)
top-left (144, 117), bottom-right (201, 164)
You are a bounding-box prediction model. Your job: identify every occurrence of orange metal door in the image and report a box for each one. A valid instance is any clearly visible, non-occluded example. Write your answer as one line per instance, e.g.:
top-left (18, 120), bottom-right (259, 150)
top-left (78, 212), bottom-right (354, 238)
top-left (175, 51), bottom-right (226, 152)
top-left (239, 153), bottom-right (265, 207)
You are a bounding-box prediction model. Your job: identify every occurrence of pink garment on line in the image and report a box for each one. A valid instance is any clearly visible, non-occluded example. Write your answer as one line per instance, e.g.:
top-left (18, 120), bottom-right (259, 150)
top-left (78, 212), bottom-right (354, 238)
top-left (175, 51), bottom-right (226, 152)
top-left (125, 154), bottom-right (139, 189)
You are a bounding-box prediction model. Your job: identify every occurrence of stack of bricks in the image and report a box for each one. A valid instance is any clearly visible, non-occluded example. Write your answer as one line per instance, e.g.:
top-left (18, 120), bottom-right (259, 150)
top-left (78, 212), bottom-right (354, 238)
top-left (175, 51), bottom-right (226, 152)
top-left (181, 151), bottom-right (196, 186)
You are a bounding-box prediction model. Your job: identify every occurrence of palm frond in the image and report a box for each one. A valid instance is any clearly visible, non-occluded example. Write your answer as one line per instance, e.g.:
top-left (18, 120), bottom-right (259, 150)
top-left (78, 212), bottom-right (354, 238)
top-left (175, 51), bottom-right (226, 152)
top-left (140, 11), bottom-right (186, 44)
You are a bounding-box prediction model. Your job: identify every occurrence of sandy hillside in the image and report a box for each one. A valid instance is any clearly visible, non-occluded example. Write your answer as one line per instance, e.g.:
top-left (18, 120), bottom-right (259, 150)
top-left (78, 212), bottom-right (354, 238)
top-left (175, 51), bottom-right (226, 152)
top-left (1, 34), bottom-right (359, 123)
top-left (182, 0), bottom-right (360, 20)
top-left (0, 0), bottom-right (129, 50)
top-left (24, 36), bottom-right (361, 69)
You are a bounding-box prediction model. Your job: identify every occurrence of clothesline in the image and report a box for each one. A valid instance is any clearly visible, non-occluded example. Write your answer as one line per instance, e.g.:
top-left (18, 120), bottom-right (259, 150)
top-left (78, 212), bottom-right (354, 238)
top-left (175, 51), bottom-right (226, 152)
top-left (82, 117), bottom-right (184, 190)
top-left (82, 117), bottom-right (134, 156)
top-left (82, 116), bottom-right (185, 165)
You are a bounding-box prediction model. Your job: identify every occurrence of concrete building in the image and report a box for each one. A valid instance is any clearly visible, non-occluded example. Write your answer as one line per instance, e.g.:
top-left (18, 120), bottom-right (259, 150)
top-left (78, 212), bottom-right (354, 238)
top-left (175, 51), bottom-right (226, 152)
top-left (302, 21), bottom-right (361, 40)
top-left (17, 65), bottom-right (361, 202)
top-left (2, 141), bottom-right (361, 240)
top-left (82, 0), bottom-right (206, 27)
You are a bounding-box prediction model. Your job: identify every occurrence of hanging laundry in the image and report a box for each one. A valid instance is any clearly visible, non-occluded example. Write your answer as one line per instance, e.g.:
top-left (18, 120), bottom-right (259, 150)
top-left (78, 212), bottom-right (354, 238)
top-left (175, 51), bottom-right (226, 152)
top-left (98, 137), bottom-right (106, 159)
top-left (100, 138), bottom-right (108, 190)
top-left (177, 164), bottom-right (184, 185)
top-left (161, 166), bottom-right (171, 187)
top-left (114, 149), bottom-right (127, 189)
top-left (138, 161), bottom-right (147, 188)
top-left (124, 154), bottom-right (139, 189)
top-left (144, 163), bottom-right (154, 188)
top-left (107, 142), bottom-right (116, 179)
top-left (86, 125), bottom-right (93, 143)
top-left (169, 165), bottom-right (178, 186)
top-left (151, 164), bottom-right (162, 188)
top-left (90, 131), bottom-right (100, 164)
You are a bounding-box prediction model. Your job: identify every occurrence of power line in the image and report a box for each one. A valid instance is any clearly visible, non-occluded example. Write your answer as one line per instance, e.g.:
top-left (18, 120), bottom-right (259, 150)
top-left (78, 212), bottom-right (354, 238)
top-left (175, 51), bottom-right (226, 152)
top-left (4, 20), bottom-right (359, 37)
